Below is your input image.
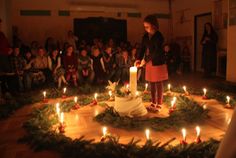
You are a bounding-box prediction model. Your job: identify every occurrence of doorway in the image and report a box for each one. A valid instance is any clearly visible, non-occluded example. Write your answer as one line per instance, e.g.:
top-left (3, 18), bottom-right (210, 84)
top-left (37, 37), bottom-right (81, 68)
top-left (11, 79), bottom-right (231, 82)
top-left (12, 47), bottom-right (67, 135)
top-left (194, 13), bottom-right (212, 72)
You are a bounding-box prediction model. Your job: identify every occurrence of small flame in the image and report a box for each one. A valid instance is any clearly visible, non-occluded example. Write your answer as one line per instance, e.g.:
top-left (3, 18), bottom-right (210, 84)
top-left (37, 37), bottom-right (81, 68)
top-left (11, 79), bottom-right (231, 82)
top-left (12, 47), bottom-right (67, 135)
top-left (182, 128), bottom-right (187, 140)
top-left (60, 112), bottom-right (64, 123)
top-left (226, 96), bottom-right (230, 104)
top-left (203, 88), bottom-right (207, 96)
top-left (183, 86), bottom-right (187, 92)
top-left (135, 91), bottom-right (139, 96)
top-left (94, 93), bottom-right (98, 100)
top-left (43, 91), bottom-right (46, 98)
top-left (63, 87), bottom-right (67, 94)
top-left (145, 129), bottom-right (150, 140)
top-left (171, 100), bottom-right (175, 108)
top-left (74, 96), bottom-right (78, 103)
top-left (145, 83), bottom-right (148, 90)
top-left (109, 91), bottom-right (112, 97)
top-left (56, 103), bottom-right (60, 117)
top-left (102, 126), bottom-right (107, 137)
top-left (196, 126), bottom-right (201, 137)
top-left (168, 84), bottom-right (171, 90)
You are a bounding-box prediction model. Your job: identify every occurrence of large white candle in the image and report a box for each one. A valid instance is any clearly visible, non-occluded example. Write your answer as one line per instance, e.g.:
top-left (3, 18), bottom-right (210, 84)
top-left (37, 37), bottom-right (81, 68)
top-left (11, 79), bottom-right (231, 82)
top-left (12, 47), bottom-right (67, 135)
top-left (130, 66), bottom-right (137, 96)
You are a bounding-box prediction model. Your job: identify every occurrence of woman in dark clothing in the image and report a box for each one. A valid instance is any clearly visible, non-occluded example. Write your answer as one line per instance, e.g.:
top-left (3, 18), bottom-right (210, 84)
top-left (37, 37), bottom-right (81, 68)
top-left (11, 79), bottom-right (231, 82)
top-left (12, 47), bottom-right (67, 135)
top-left (136, 14), bottom-right (168, 111)
top-left (201, 23), bottom-right (218, 77)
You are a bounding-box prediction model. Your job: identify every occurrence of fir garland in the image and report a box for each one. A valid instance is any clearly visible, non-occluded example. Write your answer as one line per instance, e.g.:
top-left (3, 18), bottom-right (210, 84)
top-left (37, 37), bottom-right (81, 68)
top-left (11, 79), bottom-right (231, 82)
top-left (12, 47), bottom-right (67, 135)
top-left (19, 97), bottom-right (219, 158)
top-left (95, 96), bottom-right (209, 131)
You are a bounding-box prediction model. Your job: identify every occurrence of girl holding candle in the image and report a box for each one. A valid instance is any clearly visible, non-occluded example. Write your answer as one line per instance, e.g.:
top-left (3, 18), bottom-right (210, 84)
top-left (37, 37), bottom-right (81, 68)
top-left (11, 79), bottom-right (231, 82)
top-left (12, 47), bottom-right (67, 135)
top-left (136, 14), bottom-right (168, 111)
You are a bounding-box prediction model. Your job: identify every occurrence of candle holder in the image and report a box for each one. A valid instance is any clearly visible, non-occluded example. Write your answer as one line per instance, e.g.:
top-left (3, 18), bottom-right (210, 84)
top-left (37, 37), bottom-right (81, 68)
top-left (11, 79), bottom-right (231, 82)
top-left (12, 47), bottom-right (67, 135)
top-left (180, 139), bottom-right (188, 145)
top-left (58, 122), bottom-right (66, 133)
top-left (42, 98), bottom-right (48, 103)
top-left (169, 108), bottom-right (174, 114)
top-left (194, 136), bottom-right (202, 144)
top-left (225, 103), bottom-right (233, 109)
top-left (202, 95), bottom-right (208, 100)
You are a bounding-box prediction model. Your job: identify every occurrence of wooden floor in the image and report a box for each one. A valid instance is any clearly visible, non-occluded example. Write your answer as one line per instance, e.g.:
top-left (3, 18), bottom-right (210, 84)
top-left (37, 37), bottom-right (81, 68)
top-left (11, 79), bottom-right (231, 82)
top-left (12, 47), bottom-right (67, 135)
top-left (0, 73), bottom-right (233, 158)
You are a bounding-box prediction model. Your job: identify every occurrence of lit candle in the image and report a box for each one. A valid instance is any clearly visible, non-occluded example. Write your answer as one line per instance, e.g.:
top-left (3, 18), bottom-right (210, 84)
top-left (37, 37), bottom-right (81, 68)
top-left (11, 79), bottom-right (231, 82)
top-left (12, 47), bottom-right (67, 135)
top-left (183, 86), bottom-right (189, 96)
top-left (145, 83), bottom-right (148, 91)
top-left (169, 100), bottom-right (175, 114)
top-left (126, 84), bottom-right (129, 92)
top-left (173, 96), bottom-right (177, 103)
top-left (102, 126), bottom-right (107, 137)
top-left (145, 129), bottom-right (150, 140)
top-left (225, 96), bottom-right (232, 108)
top-left (135, 91), bottom-right (139, 97)
top-left (63, 87), bottom-right (67, 94)
top-left (92, 93), bottom-right (98, 105)
top-left (195, 126), bottom-right (202, 143)
top-left (60, 112), bottom-right (64, 124)
top-left (168, 84), bottom-right (171, 91)
top-left (101, 126), bottom-right (108, 142)
top-left (59, 112), bottom-right (66, 133)
top-left (43, 91), bottom-right (46, 99)
top-left (94, 93), bottom-right (98, 101)
top-left (74, 96), bottom-right (78, 103)
top-left (109, 91), bottom-right (112, 98)
top-left (180, 128), bottom-right (187, 144)
top-left (42, 91), bottom-right (48, 103)
top-left (130, 66), bottom-right (137, 96)
top-left (62, 87), bottom-right (67, 98)
top-left (56, 103), bottom-right (60, 117)
top-left (202, 88), bottom-right (208, 99)
top-left (226, 96), bottom-right (230, 104)
top-left (94, 109), bottom-right (99, 116)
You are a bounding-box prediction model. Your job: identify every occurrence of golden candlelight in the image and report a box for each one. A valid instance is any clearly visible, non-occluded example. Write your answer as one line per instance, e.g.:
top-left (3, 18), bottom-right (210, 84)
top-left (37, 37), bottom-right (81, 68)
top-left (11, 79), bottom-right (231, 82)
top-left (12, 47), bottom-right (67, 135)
top-left (56, 103), bottom-right (60, 117)
top-left (171, 100), bottom-right (175, 108)
top-left (102, 126), bottom-right (107, 137)
top-left (145, 83), bottom-right (148, 91)
top-left (183, 86), bottom-right (187, 92)
top-left (203, 88), bottom-right (207, 96)
top-left (145, 129), bottom-right (150, 140)
top-left (43, 91), bottom-right (46, 99)
top-left (74, 96), bottom-right (78, 103)
top-left (60, 112), bottom-right (64, 123)
top-left (126, 84), bottom-right (129, 91)
top-left (182, 128), bottom-right (187, 141)
top-left (135, 91), bottom-right (139, 96)
top-left (226, 96), bottom-right (230, 104)
top-left (168, 84), bottom-right (171, 91)
top-left (196, 126), bottom-right (201, 137)
top-left (63, 87), bottom-right (67, 94)
top-left (94, 93), bottom-right (98, 100)
top-left (109, 91), bottom-right (112, 98)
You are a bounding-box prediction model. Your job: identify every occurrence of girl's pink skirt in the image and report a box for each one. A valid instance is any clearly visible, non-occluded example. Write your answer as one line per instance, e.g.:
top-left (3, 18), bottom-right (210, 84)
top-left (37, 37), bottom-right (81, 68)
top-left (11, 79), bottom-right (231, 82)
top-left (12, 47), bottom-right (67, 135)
top-left (145, 61), bottom-right (168, 82)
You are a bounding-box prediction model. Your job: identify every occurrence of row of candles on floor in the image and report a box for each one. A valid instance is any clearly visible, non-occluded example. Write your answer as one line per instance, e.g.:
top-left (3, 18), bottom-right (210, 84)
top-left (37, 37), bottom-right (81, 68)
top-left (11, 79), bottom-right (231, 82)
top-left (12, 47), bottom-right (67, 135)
top-left (42, 84), bottom-right (233, 112)
top-left (100, 126), bottom-right (201, 144)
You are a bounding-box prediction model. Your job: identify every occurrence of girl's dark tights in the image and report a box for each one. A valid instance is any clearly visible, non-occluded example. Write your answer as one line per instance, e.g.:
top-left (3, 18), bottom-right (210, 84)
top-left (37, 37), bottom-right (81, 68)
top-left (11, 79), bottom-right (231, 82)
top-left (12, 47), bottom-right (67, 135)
top-left (150, 81), bottom-right (163, 105)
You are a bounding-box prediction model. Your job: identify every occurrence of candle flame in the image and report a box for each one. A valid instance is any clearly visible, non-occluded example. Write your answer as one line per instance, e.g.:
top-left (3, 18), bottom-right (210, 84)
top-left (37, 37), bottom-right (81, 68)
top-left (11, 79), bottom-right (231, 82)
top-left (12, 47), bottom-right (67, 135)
top-left (168, 84), bottom-right (171, 90)
top-left (126, 84), bottom-right (129, 89)
top-left (43, 91), bottom-right (46, 97)
top-left (145, 129), bottom-right (150, 140)
top-left (94, 93), bottom-right (98, 100)
top-left (182, 128), bottom-right (186, 140)
top-left (145, 83), bottom-right (148, 90)
top-left (109, 91), bottom-right (112, 97)
top-left (74, 96), bottom-right (78, 103)
top-left (203, 88), bottom-right (207, 95)
top-left (102, 126), bottom-right (107, 137)
top-left (135, 91), bottom-right (139, 96)
top-left (63, 87), bottom-right (67, 94)
top-left (56, 103), bottom-right (60, 117)
top-left (173, 96), bottom-right (177, 103)
top-left (130, 66), bottom-right (137, 72)
top-left (196, 126), bottom-right (201, 137)
top-left (183, 86), bottom-right (187, 92)
top-left (171, 100), bottom-right (175, 108)
top-left (94, 109), bottom-right (99, 116)
top-left (226, 96), bottom-right (230, 104)
top-left (60, 112), bottom-right (64, 123)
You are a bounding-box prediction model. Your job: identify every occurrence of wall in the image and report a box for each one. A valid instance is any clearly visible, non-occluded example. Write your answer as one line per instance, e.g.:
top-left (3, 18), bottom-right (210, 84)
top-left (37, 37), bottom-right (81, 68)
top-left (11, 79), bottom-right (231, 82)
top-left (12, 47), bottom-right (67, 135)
top-left (172, 0), bottom-right (214, 70)
top-left (10, 0), bottom-right (170, 45)
top-left (0, 0), bottom-right (11, 39)
top-left (226, 0), bottom-right (236, 82)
